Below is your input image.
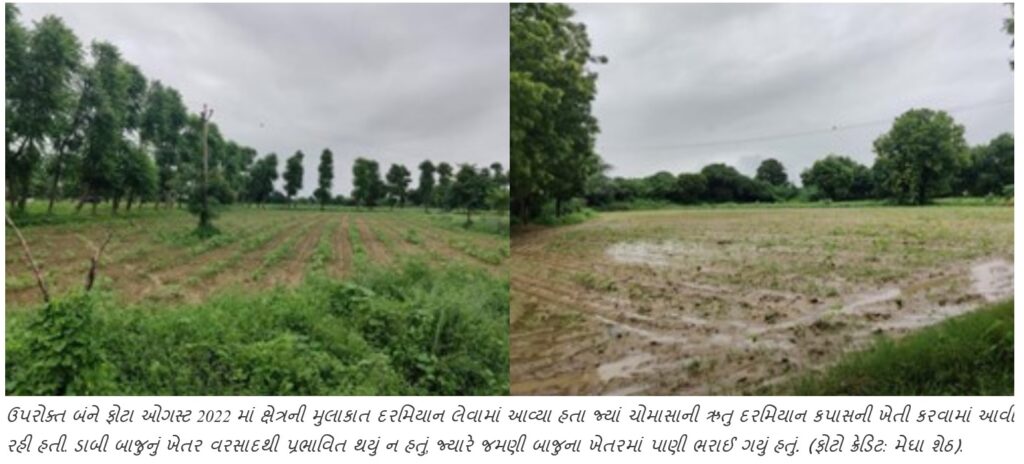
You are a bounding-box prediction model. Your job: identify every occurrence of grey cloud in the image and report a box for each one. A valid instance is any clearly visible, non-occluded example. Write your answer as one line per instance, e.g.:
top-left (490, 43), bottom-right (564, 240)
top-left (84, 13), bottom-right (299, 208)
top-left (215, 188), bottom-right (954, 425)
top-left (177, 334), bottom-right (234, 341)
top-left (19, 3), bottom-right (509, 195)
top-left (573, 3), bottom-right (1013, 182)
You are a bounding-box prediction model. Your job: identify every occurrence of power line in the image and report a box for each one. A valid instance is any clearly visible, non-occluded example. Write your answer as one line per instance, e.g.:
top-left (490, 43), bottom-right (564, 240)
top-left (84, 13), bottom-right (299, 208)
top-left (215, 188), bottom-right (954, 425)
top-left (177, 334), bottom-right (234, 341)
top-left (603, 99), bottom-right (1012, 152)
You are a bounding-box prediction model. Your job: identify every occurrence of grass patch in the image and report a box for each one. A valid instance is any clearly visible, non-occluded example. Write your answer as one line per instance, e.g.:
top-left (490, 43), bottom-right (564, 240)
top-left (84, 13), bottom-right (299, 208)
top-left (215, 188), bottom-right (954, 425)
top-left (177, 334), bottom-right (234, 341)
top-left (6, 259), bottom-right (509, 395)
top-left (783, 300), bottom-right (1013, 395)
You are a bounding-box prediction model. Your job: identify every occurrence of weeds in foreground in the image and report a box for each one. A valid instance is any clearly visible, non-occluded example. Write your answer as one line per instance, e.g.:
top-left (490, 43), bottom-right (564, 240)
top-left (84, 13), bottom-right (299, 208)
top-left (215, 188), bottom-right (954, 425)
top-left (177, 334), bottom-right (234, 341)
top-left (776, 300), bottom-right (1013, 395)
top-left (6, 258), bottom-right (509, 396)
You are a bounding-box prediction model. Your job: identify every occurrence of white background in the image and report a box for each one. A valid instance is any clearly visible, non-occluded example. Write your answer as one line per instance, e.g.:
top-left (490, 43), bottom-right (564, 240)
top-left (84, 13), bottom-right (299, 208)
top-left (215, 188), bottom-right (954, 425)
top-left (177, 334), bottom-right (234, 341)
top-left (2, 0), bottom-right (1021, 462)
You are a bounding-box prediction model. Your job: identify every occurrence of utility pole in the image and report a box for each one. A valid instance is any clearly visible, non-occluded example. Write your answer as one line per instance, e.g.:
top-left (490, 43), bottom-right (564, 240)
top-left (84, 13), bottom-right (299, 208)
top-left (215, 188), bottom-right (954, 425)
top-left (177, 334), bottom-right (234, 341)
top-left (199, 104), bottom-right (214, 233)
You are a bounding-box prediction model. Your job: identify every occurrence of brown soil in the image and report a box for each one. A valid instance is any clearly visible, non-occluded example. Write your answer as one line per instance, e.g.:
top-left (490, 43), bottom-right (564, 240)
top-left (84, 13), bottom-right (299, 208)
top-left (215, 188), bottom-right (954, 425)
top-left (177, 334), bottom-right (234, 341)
top-left (511, 208), bottom-right (1013, 395)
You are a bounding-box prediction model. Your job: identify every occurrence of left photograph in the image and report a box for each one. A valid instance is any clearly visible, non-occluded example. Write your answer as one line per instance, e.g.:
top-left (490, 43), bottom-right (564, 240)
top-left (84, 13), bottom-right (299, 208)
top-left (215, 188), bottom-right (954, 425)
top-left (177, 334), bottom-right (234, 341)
top-left (5, 3), bottom-right (510, 395)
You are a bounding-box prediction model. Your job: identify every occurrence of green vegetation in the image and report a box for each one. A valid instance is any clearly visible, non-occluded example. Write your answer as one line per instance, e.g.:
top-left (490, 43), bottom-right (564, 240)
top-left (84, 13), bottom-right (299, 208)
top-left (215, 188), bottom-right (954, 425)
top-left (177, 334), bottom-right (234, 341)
top-left (786, 300), bottom-right (1013, 395)
top-left (7, 259), bottom-right (509, 395)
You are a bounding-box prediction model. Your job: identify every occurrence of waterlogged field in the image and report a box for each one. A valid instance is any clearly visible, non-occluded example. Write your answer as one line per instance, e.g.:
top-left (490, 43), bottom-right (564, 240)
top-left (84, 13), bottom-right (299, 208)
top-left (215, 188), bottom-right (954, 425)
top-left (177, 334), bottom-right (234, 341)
top-left (6, 205), bottom-right (510, 395)
top-left (510, 206), bottom-right (1013, 395)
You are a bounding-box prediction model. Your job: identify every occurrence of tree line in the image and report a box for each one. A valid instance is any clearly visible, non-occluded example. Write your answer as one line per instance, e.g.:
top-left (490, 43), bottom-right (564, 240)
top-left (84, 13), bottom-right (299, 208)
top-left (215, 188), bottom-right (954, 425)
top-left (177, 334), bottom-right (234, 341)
top-left (510, 3), bottom-right (1013, 221)
top-left (586, 110), bottom-right (1013, 208)
top-left (5, 5), bottom-right (508, 224)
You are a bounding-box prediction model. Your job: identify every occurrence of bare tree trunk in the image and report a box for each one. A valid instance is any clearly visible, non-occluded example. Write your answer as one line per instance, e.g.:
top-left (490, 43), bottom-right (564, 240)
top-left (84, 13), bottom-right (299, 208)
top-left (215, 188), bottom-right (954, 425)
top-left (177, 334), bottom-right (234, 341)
top-left (6, 214), bottom-right (50, 303)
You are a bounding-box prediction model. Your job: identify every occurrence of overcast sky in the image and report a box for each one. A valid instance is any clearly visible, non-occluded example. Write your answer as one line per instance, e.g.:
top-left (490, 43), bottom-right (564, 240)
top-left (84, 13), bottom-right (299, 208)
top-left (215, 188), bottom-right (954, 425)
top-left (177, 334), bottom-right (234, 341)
top-left (18, 3), bottom-right (509, 196)
top-left (573, 3), bottom-right (1014, 183)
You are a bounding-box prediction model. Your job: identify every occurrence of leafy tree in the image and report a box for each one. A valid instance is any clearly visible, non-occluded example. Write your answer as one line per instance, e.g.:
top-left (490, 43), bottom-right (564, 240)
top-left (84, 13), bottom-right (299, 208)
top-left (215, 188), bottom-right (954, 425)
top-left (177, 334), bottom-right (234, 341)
top-left (314, 148), bottom-right (334, 210)
top-left (384, 163), bottom-right (412, 209)
top-left (958, 133), bottom-right (1013, 196)
top-left (755, 158), bottom-right (789, 187)
top-left (450, 164), bottom-right (490, 225)
top-left (700, 163), bottom-right (771, 203)
top-left (801, 155), bottom-right (873, 201)
top-left (6, 14), bottom-right (82, 212)
top-left (872, 109), bottom-right (967, 204)
top-left (76, 42), bottom-right (130, 213)
top-left (643, 171), bottom-right (677, 201)
top-left (674, 173), bottom-right (707, 204)
top-left (352, 157), bottom-right (384, 209)
top-left (283, 150), bottom-right (304, 207)
top-left (511, 3), bottom-right (605, 222)
top-left (247, 154), bottom-right (278, 208)
top-left (436, 161), bottom-right (454, 210)
top-left (111, 62), bottom-right (148, 213)
top-left (140, 81), bottom-right (188, 208)
top-left (417, 160), bottom-right (436, 212)
top-left (120, 143), bottom-right (156, 211)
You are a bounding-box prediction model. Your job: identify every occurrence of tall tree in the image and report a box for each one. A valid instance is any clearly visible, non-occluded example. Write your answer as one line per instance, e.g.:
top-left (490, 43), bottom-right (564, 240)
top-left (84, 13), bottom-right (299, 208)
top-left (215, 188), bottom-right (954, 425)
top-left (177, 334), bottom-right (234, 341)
top-left (511, 3), bottom-right (605, 222)
top-left (436, 161), bottom-right (454, 211)
top-left (6, 14), bottom-right (82, 212)
top-left (450, 164), bottom-right (490, 225)
top-left (283, 150), bottom-right (304, 207)
top-left (385, 163), bottom-right (412, 209)
top-left (140, 81), bottom-right (188, 208)
top-left (76, 42), bottom-right (130, 213)
top-left (314, 148), bottom-right (334, 210)
top-left (755, 158), bottom-right (789, 187)
top-left (247, 154), bottom-right (278, 208)
top-left (872, 109), bottom-right (967, 205)
top-left (352, 157), bottom-right (384, 209)
top-left (417, 160), bottom-right (436, 212)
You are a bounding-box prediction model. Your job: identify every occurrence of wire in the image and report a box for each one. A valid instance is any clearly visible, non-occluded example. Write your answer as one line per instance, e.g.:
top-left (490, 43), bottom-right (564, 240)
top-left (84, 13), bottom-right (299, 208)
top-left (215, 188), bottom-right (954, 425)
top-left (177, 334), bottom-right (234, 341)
top-left (602, 99), bottom-right (1012, 152)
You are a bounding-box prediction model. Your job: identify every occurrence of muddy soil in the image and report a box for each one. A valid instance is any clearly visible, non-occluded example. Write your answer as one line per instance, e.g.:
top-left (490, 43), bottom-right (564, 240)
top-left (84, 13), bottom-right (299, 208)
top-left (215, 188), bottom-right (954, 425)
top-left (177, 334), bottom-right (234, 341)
top-left (510, 208), bottom-right (1013, 395)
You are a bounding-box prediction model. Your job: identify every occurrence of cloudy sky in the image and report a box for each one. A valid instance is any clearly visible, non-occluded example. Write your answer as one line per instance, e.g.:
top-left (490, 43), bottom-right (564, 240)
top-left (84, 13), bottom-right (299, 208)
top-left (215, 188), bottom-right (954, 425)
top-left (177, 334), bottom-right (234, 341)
top-left (573, 3), bottom-right (1014, 183)
top-left (18, 3), bottom-right (509, 196)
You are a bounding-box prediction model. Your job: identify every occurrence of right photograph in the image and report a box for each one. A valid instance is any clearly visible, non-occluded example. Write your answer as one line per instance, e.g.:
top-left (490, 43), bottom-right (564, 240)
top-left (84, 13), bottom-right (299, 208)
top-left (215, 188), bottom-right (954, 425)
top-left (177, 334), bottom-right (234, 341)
top-left (510, 3), bottom-right (1014, 395)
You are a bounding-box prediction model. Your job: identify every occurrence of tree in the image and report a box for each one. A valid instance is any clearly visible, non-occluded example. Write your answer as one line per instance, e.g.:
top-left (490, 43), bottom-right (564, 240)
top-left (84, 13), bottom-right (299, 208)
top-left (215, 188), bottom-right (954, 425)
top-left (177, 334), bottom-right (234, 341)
top-left (801, 155), bottom-right (873, 201)
top-left (674, 173), bottom-right (707, 204)
top-left (450, 164), bottom-right (490, 225)
top-left (700, 163), bottom-right (771, 203)
top-left (6, 13), bottom-right (82, 212)
top-left (511, 3), bottom-right (606, 222)
top-left (248, 154), bottom-right (278, 208)
top-left (872, 109), bottom-right (967, 205)
top-left (352, 157), bottom-right (384, 209)
top-left (959, 133), bottom-right (1013, 196)
top-left (643, 171), bottom-right (676, 201)
top-left (436, 161), bottom-right (454, 210)
top-left (314, 148), bottom-right (333, 210)
top-left (384, 163), bottom-right (412, 209)
top-left (76, 42), bottom-right (130, 213)
top-left (283, 150), bottom-right (304, 207)
top-left (417, 160), bottom-right (436, 212)
top-left (755, 158), bottom-right (789, 187)
top-left (140, 81), bottom-right (188, 208)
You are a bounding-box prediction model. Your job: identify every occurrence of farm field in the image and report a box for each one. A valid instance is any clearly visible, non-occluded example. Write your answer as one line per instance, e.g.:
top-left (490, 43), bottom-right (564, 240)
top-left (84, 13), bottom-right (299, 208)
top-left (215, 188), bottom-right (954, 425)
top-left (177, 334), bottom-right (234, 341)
top-left (6, 205), bottom-right (510, 395)
top-left (6, 204), bottom-right (509, 309)
top-left (510, 205), bottom-right (1013, 395)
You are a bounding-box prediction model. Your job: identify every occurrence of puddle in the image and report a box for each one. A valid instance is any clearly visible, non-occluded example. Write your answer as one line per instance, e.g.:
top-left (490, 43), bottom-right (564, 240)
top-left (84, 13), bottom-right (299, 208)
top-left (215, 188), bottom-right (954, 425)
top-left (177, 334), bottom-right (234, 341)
top-left (605, 240), bottom-right (706, 267)
top-left (597, 352), bottom-right (656, 382)
top-left (843, 287), bottom-right (901, 314)
top-left (971, 258), bottom-right (1013, 302)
